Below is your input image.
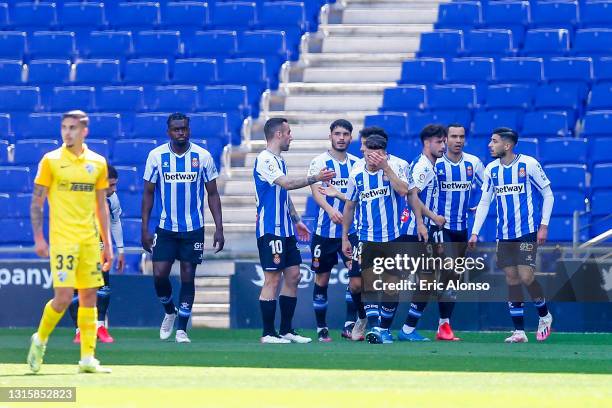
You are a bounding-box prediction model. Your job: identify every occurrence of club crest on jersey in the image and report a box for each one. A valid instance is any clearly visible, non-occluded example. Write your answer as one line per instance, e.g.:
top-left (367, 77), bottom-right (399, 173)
top-left (401, 207), bottom-right (410, 223)
top-left (192, 157), bottom-right (199, 168)
top-left (312, 258), bottom-right (319, 268)
top-left (163, 161), bottom-right (169, 168)
top-left (85, 164), bottom-right (94, 174)
top-left (519, 168), bottom-right (526, 178)
top-left (273, 254), bottom-right (281, 265)
top-left (467, 166), bottom-right (473, 176)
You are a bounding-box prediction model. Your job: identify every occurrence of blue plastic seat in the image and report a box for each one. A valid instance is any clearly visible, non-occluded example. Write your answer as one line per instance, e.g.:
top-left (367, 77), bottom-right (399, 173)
top-left (408, 110), bottom-right (472, 137)
top-left (592, 215), bottom-right (612, 239)
top-left (0, 139), bottom-right (8, 164)
top-left (0, 218), bottom-right (33, 245)
top-left (398, 58), bottom-right (445, 84)
top-left (23, 113), bottom-right (62, 139)
top-left (27, 59), bottom-right (71, 85)
top-left (0, 193), bottom-right (31, 218)
top-left (218, 58), bottom-right (268, 84)
top-left (481, 0), bottom-right (530, 47)
top-left (446, 57), bottom-right (494, 83)
top-left (0, 60), bottom-right (24, 85)
top-left (592, 163), bottom-right (612, 190)
top-left (153, 85), bottom-right (199, 112)
top-left (417, 30), bottom-right (464, 57)
top-left (588, 138), bottom-right (612, 165)
top-left (162, 2), bottom-right (210, 31)
top-left (429, 84), bottom-right (477, 111)
top-left (188, 30), bottom-right (238, 58)
top-left (115, 165), bottom-right (142, 192)
top-left (588, 83), bottom-right (612, 110)
top-left (522, 111), bottom-right (569, 137)
top-left (534, 82), bottom-right (583, 112)
top-left (131, 113), bottom-right (169, 138)
top-left (199, 85), bottom-right (249, 112)
top-left (471, 109), bottom-right (522, 137)
top-left (591, 190), bottom-right (612, 216)
top-left (0, 3), bottom-right (8, 29)
top-left (552, 190), bottom-right (585, 216)
top-left (380, 85), bottom-right (426, 112)
top-left (113, 139), bottom-right (158, 165)
top-left (495, 57), bottom-right (543, 83)
top-left (544, 164), bottom-right (586, 191)
top-left (60, 2), bottom-right (106, 30)
top-left (124, 58), bottom-right (169, 84)
top-left (112, 2), bottom-right (160, 30)
top-left (522, 29), bottom-right (570, 57)
top-left (0, 166), bottom-right (32, 192)
top-left (531, 1), bottom-right (578, 30)
top-left (547, 216), bottom-right (576, 242)
top-left (74, 59), bottom-right (120, 84)
top-left (0, 114), bottom-right (9, 139)
top-left (594, 57), bottom-right (612, 83)
top-left (466, 29), bottom-right (515, 57)
top-left (13, 2), bottom-right (57, 30)
top-left (0, 86), bottom-right (41, 111)
top-left (259, 1), bottom-right (307, 33)
top-left (88, 113), bottom-right (122, 139)
top-left (581, 110), bottom-right (612, 137)
top-left (49, 86), bottom-right (95, 112)
top-left (573, 29), bottom-right (612, 56)
top-left (88, 31), bottom-right (133, 59)
top-left (99, 86), bottom-right (145, 112)
top-left (514, 137), bottom-right (538, 158)
top-left (29, 31), bottom-right (76, 59)
top-left (117, 191), bottom-right (141, 218)
top-left (134, 30), bottom-right (182, 59)
top-left (540, 138), bottom-right (587, 165)
top-left (213, 2), bottom-right (257, 29)
top-left (0, 31), bottom-right (27, 59)
top-left (189, 112), bottom-right (230, 141)
top-left (14, 139), bottom-right (59, 165)
top-left (544, 57), bottom-right (593, 85)
top-left (239, 30), bottom-right (288, 83)
top-left (435, 2), bottom-right (482, 30)
top-left (173, 58), bottom-right (217, 85)
top-left (580, 1), bottom-right (612, 29)
top-left (86, 139), bottom-right (110, 159)
top-left (364, 113), bottom-right (409, 138)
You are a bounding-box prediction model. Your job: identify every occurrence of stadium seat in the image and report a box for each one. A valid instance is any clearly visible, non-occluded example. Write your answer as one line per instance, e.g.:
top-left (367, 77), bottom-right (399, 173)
top-left (172, 58), bottom-right (217, 85)
top-left (199, 85), bottom-right (249, 112)
top-left (408, 110), bottom-right (471, 137)
top-left (387, 137), bottom-right (421, 163)
top-left (591, 163), bottom-right (612, 191)
top-left (12, 2), bottom-right (57, 30)
top-left (522, 29), bottom-right (570, 57)
top-left (124, 58), bottom-right (169, 84)
top-left (240, 30), bottom-right (289, 59)
top-left (0, 218), bottom-right (33, 245)
top-left (417, 29), bottom-right (464, 58)
top-left (480, 0), bottom-right (530, 47)
top-left (591, 190), bottom-right (612, 216)
top-left (112, 2), bottom-right (160, 30)
top-left (117, 191), bottom-right (141, 218)
top-left (0, 166), bottom-right (32, 192)
top-left (212, 2), bottom-right (258, 29)
top-left (60, 2), bottom-right (107, 31)
top-left (591, 215), bottom-right (612, 238)
top-left (531, 1), bottom-right (578, 31)
top-left (88, 113), bottom-right (122, 139)
top-left (514, 137), bottom-right (538, 158)
top-left (0, 139), bottom-right (7, 164)
top-left (0, 114), bottom-right (10, 140)
top-left (189, 112), bottom-right (231, 141)
top-left (588, 83), bottom-right (612, 110)
top-left (495, 57), bottom-right (544, 84)
top-left (134, 31), bottom-right (182, 59)
top-left (14, 139), bottom-right (59, 165)
top-left (74, 59), bottom-right (121, 84)
top-left (188, 30), bottom-right (238, 58)
top-left (573, 29), bottom-right (612, 56)
top-left (593, 57), bottom-right (612, 83)
top-left (218, 58), bottom-right (268, 84)
top-left (162, 2), bottom-right (210, 32)
top-left (544, 57), bottom-right (593, 85)
top-left (364, 113), bottom-right (409, 138)
top-left (99, 86), bottom-right (145, 112)
top-left (49, 86), bottom-right (95, 112)
top-left (87, 31), bottom-right (134, 59)
top-left (581, 111), bottom-right (612, 138)
top-left (522, 111), bottom-right (569, 137)
top-left (471, 109), bottom-right (522, 137)
top-left (27, 59), bottom-right (71, 85)
top-left (446, 57), bottom-right (494, 84)
top-left (0, 193), bottom-right (31, 218)
top-left (121, 218), bottom-right (142, 246)
top-left (113, 139), bottom-right (158, 165)
top-left (540, 138), bottom-right (587, 165)
top-left (465, 29), bottom-right (515, 57)
top-left (115, 165), bottom-right (142, 192)
top-left (86, 139), bottom-right (110, 159)
top-left (380, 85), bottom-right (427, 112)
top-left (547, 216), bottom-right (577, 242)
top-left (259, 1), bottom-right (308, 35)
top-left (399, 58), bottom-right (445, 84)
top-left (544, 164), bottom-right (586, 191)
top-left (0, 86), bottom-right (41, 111)
top-left (588, 137), bottom-right (612, 165)
top-left (429, 84), bottom-right (477, 110)
top-left (534, 83), bottom-right (583, 112)
top-left (486, 83), bottom-right (533, 110)
top-left (0, 60), bottom-right (24, 85)
top-left (553, 191), bottom-right (586, 216)
top-left (435, 1), bottom-right (482, 31)
top-left (131, 113), bottom-right (169, 138)
top-left (580, 1), bottom-right (612, 29)
top-left (0, 3), bottom-right (7, 29)
top-left (152, 85), bottom-right (198, 112)
top-left (0, 31), bottom-right (27, 59)
top-left (22, 113), bottom-right (62, 139)
top-left (29, 31), bottom-right (76, 60)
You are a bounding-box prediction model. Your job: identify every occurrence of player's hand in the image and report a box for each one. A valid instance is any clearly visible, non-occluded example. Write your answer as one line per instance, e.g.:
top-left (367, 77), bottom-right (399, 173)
top-left (342, 238), bottom-right (352, 258)
top-left (328, 209), bottom-right (343, 225)
top-left (318, 184), bottom-right (339, 199)
top-left (537, 225), bottom-right (548, 245)
top-left (213, 228), bottom-right (225, 253)
top-left (295, 221), bottom-right (311, 242)
top-left (433, 214), bottom-right (446, 227)
top-left (34, 238), bottom-right (49, 258)
top-left (368, 151), bottom-right (388, 171)
top-left (468, 234), bottom-right (478, 249)
top-left (141, 231), bottom-right (154, 253)
top-left (101, 245), bottom-right (114, 272)
top-left (316, 168), bottom-right (336, 183)
top-left (116, 252), bottom-right (125, 273)
top-left (417, 223), bottom-right (429, 242)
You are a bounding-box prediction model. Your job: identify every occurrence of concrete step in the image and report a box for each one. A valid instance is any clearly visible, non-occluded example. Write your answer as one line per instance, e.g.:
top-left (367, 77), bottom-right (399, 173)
top-left (191, 315), bottom-right (229, 328)
top-left (195, 277), bottom-right (230, 287)
top-left (218, 194), bottom-right (306, 208)
top-left (302, 67), bottom-right (401, 83)
top-left (284, 94), bottom-right (383, 111)
top-left (224, 180), bottom-right (312, 196)
top-left (192, 303), bottom-right (230, 314)
top-left (344, 0), bottom-right (445, 7)
top-left (259, 111), bottom-right (375, 123)
top-left (322, 35), bottom-right (420, 53)
top-left (342, 8), bottom-right (439, 24)
top-left (320, 24), bottom-right (433, 36)
top-left (300, 52), bottom-right (413, 67)
top-left (245, 151), bottom-right (338, 168)
top-left (205, 207), bottom-right (258, 224)
top-left (229, 164), bottom-right (312, 181)
top-left (195, 289), bottom-right (230, 303)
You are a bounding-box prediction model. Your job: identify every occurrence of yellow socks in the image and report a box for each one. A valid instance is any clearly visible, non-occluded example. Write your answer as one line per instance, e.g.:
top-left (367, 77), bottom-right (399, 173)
top-left (77, 306), bottom-right (97, 360)
top-left (37, 300), bottom-right (65, 344)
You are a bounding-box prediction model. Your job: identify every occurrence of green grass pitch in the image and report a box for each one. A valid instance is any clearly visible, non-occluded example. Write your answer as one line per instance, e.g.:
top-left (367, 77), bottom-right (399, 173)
top-left (0, 328), bottom-right (610, 407)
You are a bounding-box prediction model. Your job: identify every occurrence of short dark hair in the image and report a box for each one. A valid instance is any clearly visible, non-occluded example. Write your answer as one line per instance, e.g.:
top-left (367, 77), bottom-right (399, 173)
top-left (359, 126), bottom-right (388, 141)
top-left (167, 112), bottom-right (189, 128)
top-left (420, 124), bottom-right (447, 144)
top-left (447, 123), bottom-right (465, 132)
top-left (264, 117), bottom-right (288, 140)
top-left (107, 164), bottom-right (118, 180)
top-left (493, 127), bottom-right (519, 145)
top-left (330, 119), bottom-right (353, 133)
top-left (62, 110), bottom-right (89, 127)
top-left (364, 134), bottom-right (387, 151)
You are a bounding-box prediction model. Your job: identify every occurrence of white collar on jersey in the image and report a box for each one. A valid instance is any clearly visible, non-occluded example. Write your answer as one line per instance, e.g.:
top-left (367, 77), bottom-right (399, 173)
top-left (443, 152), bottom-right (464, 165)
top-left (167, 142), bottom-right (192, 158)
top-left (500, 153), bottom-right (521, 168)
top-left (326, 150), bottom-right (349, 164)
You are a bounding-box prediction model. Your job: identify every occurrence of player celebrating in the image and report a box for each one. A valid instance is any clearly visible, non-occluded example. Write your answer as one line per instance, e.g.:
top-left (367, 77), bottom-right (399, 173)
top-left (70, 164), bottom-right (125, 344)
top-left (142, 113), bottom-right (224, 343)
top-left (307, 119), bottom-right (359, 342)
top-left (254, 118), bottom-right (335, 344)
top-left (469, 128), bottom-right (554, 343)
top-left (27, 110), bottom-right (113, 374)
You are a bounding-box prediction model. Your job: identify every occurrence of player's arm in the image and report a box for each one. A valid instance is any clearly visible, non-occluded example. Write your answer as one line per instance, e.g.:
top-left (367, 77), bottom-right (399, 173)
top-left (204, 179), bottom-right (224, 253)
top-left (318, 184), bottom-right (346, 202)
top-left (341, 200), bottom-right (356, 258)
top-left (311, 185), bottom-right (343, 224)
top-left (96, 189), bottom-right (113, 272)
top-left (469, 159), bottom-right (485, 211)
top-left (30, 184), bottom-right (49, 257)
top-left (468, 168), bottom-right (494, 248)
top-left (407, 187), bottom-right (429, 242)
top-left (141, 180), bottom-right (156, 253)
top-left (288, 195), bottom-right (310, 242)
top-left (109, 200), bottom-right (125, 272)
top-left (528, 159), bottom-right (554, 245)
top-left (274, 170), bottom-right (335, 191)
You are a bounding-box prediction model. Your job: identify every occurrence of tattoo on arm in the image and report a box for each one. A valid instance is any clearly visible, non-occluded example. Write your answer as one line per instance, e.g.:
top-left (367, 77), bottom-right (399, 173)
top-left (281, 175), bottom-right (318, 190)
top-left (288, 196), bottom-right (301, 223)
top-left (30, 187), bottom-right (45, 233)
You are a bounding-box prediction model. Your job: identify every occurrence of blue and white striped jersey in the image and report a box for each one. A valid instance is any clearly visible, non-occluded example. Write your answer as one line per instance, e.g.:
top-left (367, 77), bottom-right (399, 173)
top-left (253, 150), bottom-right (294, 238)
top-left (143, 142), bottom-right (218, 232)
top-left (307, 151), bottom-right (359, 238)
top-left (435, 152), bottom-right (484, 231)
top-left (402, 153), bottom-right (439, 236)
top-left (107, 192), bottom-right (124, 249)
top-left (481, 154), bottom-right (551, 240)
top-left (345, 156), bottom-right (408, 242)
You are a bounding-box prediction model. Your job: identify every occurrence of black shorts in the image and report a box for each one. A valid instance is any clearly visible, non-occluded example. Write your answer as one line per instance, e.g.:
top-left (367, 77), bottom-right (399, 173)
top-left (348, 236), bottom-right (408, 278)
top-left (430, 227), bottom-right (468, 259)
top-left (152, 227), bottom-right (204, 264)
top-left (257, 234), bottom-right (302, 272)
top-left (496, 232), bottom-right (538, 269)
top-left (311, 234), bottom-right (358, 274)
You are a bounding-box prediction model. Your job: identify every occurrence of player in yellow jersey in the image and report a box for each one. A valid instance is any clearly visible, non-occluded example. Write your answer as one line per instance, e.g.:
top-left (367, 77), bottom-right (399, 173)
top-left (26, 110), bottom-right (114, 374)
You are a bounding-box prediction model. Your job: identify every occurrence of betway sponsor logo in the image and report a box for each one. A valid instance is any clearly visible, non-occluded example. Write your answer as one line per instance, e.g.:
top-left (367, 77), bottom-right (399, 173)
top-left (0, 267), bottom-right (53, 290)
top-left (329, 178), bottom-right (349, 188)
top-left (495, 183), bottom-right (525, 195)
top-left (360, 186), bottom-right (390, 201)
top-left (440, 181), bottom-right (471, 191)
top-left (163, 172), bottom-right (197, 183)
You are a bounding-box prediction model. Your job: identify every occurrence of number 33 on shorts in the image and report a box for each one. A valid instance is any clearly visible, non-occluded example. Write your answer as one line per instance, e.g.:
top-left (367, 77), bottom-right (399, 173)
top-left (50, 243), bottom-right (104, 289)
